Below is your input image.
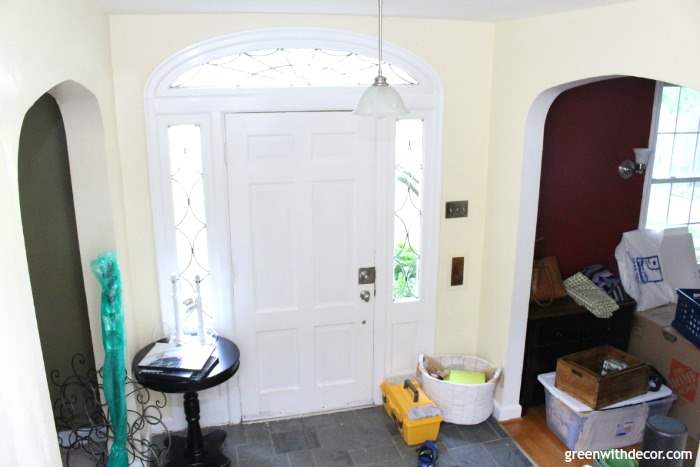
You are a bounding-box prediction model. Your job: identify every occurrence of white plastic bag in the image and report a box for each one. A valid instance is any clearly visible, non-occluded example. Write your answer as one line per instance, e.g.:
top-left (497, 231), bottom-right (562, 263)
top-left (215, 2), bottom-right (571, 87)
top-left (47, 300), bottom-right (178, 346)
top-left (615, 228), bottom-right (700, 311)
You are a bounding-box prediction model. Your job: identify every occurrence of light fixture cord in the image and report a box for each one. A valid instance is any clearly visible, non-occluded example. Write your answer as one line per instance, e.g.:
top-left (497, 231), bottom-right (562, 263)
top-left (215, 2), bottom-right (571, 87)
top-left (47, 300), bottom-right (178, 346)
top-left (378, 0), bottom-right (383, 77)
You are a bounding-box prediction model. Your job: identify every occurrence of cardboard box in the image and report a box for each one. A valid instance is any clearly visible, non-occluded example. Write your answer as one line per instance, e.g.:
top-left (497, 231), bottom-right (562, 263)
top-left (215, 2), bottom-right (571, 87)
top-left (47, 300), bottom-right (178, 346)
top-left (628, 304), bottom-right (700, 461)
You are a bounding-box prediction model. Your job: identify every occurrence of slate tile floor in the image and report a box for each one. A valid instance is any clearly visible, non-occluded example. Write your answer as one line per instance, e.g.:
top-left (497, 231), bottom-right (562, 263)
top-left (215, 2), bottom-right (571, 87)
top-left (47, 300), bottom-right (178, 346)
top-left (160, 406), bottom-right (533, 467)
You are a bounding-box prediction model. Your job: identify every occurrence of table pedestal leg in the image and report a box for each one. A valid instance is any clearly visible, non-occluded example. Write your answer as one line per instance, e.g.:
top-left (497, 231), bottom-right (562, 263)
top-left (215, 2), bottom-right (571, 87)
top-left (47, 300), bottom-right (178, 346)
top-left (164, 391), bottom-right (230, 467)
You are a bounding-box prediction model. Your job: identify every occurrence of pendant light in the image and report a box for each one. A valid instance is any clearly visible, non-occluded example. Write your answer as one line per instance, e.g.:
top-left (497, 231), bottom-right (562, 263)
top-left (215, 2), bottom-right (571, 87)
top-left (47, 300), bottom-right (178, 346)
top-left (354, 0), bottom-right (408, 118)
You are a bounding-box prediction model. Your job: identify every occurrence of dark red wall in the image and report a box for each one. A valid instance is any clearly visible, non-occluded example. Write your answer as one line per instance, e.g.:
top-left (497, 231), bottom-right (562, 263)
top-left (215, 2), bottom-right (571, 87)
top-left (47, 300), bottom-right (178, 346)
top-left (535, 77), bottom-right (656, 278)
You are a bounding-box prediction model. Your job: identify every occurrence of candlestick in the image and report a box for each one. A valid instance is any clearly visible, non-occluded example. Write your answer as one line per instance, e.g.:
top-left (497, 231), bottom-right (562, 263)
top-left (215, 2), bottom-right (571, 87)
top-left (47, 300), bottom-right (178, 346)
top-left (171, 274), bottom-right (183, 345)
top-left (195, 275), bottom-right (205, 345)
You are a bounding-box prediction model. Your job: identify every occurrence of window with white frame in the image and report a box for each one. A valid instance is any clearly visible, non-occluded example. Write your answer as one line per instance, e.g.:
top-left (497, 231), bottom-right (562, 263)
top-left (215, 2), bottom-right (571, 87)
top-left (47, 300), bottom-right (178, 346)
top-left (644, 84), bottom-right (700, 259)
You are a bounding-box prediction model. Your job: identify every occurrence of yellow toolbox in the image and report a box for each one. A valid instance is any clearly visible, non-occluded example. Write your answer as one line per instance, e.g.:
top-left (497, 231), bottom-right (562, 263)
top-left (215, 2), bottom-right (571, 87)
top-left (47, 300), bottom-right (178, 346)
top-left (380, 378), bottom-right (442, 446)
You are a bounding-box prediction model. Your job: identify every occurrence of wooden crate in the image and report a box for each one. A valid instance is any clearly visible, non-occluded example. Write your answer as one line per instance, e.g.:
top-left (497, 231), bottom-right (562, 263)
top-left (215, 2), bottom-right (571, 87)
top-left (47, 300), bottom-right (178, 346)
top-left (555, 345), bottom-right (649, 409)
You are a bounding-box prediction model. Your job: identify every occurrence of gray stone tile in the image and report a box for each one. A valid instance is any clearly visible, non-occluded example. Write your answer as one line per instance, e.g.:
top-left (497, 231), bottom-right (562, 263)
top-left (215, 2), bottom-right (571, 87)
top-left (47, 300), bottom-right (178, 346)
top-left (272, 429), bottom-right (321, 454)
top-left (237, 443), bottom-right (291, 467)
top-left (330, 409), bottom-right (360, 427)
top-left (384, 421), bottom-right (399, 436)
top-left (486, 417), bottom-right (509, 439)
top-left (353, 424), bottom-right (395, 449)
top-left (311, 448), bottom-right (354, 467)
top-left (173, 407), bottom-right (525, 467)
top-left (223, 424), bottom-right (247, 449)
top-left (302, 413), bottom-right (340, 431)
top-left (458, 421), bottom-right (499, 444)
top-left (316, 426), bottom-right (357, 450)
top-left (354, 406), bottom-right (391, 429)
top-left (244, 422), bottom-right (272, 446)
top-left (437, 423), bottom-right (470, 448)
top-left (316, 423), bottom-right (393, 451)
top-left (269, 418), bottom-right (305, 434)
top-left (444, 443), bottom-right (498, 467)
top-left (483, 438), bottom-right (533, 466)
top-left (367, 458), bottom-right (413, 467)
top-left (391, 434), bottom-right (447, 461)
top-left (288, 449), bottom-right (316, 467)
top-left (348, 444), bottom-right (400, 465)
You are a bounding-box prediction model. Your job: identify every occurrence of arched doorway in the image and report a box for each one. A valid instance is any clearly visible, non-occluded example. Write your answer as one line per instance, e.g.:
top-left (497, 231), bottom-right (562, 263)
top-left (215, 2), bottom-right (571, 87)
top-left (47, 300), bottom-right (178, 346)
top-left (19, 92), bottom-right (98, 434)
top-left (145, 28), bottom-right (444, 422)
top-left (18, 80), bottom-right (117, 461)
top-left (502, 75), bottom-right (700, 419)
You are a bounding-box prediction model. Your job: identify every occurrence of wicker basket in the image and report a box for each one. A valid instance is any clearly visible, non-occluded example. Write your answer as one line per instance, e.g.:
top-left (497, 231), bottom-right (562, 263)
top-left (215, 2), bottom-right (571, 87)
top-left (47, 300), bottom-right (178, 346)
top-left (417, 354), bottom-right (501, 425)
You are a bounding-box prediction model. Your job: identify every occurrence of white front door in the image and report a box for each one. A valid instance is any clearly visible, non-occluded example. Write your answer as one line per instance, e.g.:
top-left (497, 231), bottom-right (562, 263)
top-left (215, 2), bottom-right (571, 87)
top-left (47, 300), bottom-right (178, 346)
top-left (226, 111), bottom-right (376, 420)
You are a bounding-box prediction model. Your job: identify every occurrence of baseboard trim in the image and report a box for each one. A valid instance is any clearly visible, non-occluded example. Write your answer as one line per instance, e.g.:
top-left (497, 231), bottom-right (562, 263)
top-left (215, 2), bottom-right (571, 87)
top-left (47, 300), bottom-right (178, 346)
top-left (493, 400), bottom-right (522, 421)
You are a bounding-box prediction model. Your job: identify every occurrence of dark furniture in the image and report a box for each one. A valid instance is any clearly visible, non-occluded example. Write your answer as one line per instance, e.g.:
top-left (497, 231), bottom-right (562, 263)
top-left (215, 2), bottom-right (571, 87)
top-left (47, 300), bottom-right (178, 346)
top-left (133, 337), bottom-right (240, 467)
top-left (519, 297), bottom-right (636, 409)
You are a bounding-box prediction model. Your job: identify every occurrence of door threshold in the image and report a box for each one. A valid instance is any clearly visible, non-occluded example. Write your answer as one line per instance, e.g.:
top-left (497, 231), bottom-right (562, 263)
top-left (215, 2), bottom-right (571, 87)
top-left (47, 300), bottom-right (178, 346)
top-left (242, 402), bottom-right (378, 424)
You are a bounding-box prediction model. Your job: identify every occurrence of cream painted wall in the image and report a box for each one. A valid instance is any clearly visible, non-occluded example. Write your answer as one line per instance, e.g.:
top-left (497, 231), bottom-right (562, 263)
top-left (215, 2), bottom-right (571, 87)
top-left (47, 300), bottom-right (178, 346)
top-left (480, 0), bottom-right (700, 417)
top-left (108, 14), bottom-right (495, 355)
top-left (0, 1), bottom-right (131, 465)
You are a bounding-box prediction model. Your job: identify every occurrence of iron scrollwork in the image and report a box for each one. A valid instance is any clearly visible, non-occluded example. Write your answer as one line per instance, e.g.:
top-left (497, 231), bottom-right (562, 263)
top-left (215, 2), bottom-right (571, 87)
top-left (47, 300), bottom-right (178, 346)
top-left (51, 353), bottom-right (170, 466)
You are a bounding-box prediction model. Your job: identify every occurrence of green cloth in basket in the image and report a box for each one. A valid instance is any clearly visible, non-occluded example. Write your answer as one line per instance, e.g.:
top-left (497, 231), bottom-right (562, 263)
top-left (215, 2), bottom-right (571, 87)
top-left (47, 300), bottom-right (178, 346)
top-left (446, 370), bottom-right (486, 385)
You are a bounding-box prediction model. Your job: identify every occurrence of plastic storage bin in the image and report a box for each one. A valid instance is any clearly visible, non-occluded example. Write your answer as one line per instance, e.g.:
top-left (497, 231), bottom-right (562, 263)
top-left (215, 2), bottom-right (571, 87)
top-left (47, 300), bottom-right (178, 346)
top-left (674, 289), bottom-right (700, 348)
top-left (417, 354), bottom-right (501, 425)
top-left (380, 378), bottom-right (442, 446)
top-left (539, 372), bottom-right (674, 451)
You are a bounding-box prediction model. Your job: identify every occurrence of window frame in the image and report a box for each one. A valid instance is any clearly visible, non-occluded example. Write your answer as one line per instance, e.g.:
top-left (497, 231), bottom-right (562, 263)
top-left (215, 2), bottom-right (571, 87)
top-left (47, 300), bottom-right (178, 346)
top-left (640, 82), bottom-right (700, 232)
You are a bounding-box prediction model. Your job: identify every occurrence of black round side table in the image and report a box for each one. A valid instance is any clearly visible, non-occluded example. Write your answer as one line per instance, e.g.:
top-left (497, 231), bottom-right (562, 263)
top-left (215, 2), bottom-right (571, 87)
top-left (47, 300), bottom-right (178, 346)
top-left (133, 336), bottom-right (240, 467)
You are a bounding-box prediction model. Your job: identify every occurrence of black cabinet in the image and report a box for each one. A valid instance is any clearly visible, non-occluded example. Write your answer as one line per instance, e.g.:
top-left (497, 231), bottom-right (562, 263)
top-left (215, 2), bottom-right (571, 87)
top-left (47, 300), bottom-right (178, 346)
top-left (519, 297), bottom-right (636, 409)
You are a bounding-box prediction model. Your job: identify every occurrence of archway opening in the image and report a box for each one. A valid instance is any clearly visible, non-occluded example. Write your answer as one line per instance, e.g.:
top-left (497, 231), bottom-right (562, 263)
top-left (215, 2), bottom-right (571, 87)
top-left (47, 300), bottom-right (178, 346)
top-left (504, 75), bottom-right (700, 435)
top-left (18, 80), bottom-right (117, 464)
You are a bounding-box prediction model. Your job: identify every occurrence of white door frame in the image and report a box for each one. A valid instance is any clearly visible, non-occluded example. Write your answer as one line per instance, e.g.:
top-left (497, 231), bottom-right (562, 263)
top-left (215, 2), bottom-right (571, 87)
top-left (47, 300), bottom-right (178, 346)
top-left (145, 28), bottom-right (444, 422)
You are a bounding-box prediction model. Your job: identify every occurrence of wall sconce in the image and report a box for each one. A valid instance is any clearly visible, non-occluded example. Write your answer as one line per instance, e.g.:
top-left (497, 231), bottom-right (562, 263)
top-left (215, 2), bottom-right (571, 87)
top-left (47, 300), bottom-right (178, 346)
top-left (618, 148), bottom-right (652, 179)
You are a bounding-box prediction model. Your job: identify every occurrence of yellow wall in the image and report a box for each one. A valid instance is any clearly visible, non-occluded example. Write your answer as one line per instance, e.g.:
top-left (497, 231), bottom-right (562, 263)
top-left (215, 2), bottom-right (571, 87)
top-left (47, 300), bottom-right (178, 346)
top-left (0, 1), bottom-right (130, 465)
top-left (480, 0), bottom-right (700, 411)
top-left (5, 2), bottom-right (700, 462)
top-left (108, 14), bottom-right (496, 354)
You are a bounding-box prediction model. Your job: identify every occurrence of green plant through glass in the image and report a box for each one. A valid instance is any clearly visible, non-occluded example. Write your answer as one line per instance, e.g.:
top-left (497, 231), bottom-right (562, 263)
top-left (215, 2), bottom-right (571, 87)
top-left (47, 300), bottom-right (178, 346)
top-left (393, 241), bottom-right (419, 299)
top-left (393, 118), bottom-right (424, 301)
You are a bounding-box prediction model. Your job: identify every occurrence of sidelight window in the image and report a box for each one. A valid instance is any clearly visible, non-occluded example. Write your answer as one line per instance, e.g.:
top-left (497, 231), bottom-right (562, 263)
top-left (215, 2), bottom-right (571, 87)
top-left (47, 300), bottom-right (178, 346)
top-left (393, 119), bottom-right (424, 301)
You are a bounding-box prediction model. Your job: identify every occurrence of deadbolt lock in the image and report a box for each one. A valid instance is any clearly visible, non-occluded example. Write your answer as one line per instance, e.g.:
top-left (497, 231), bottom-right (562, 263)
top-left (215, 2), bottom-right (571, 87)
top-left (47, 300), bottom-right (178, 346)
top-left (358, 267), bottom-right (376, 285)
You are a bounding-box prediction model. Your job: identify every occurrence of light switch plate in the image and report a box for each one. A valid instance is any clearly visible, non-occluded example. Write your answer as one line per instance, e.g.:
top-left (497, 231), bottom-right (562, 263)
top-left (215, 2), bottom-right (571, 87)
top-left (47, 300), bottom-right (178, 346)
top-left (446, 200), bottom-right (468, 218)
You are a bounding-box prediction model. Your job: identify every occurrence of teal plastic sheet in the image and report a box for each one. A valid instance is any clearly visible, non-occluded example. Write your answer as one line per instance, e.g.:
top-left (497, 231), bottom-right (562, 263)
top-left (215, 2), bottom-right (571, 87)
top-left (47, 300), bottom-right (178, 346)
top-left (91, 252), bottom-right (128, 467)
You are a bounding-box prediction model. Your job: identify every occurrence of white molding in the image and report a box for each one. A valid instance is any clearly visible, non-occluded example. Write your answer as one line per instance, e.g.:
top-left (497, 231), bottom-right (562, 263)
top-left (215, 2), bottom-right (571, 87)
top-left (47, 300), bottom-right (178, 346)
top-left (493, 400), bottom-right (522, 422)
top-left (638, 80), bottom-right (663, 228)
top-left (500, 76), bottom-right (619, 416)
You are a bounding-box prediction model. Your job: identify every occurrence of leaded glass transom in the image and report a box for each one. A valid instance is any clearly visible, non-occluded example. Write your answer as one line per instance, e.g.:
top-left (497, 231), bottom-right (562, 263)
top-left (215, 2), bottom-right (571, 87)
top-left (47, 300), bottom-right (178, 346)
top-left (393, 119), bottom-right (424, 301)
top-left (167, 124), bottom-right (212, 329)
top-left (170, 48), bottom-right (418, 89)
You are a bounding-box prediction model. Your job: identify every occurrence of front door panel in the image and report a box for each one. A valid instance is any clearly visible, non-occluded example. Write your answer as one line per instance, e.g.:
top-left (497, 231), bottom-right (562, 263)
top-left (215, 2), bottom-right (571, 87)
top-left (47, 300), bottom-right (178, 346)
top-left (226, 112), bottom-right (376, 420)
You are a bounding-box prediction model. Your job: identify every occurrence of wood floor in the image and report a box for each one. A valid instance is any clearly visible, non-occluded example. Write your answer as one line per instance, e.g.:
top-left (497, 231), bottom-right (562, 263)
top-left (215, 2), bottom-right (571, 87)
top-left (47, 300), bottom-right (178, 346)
top-left (502, 405), bottom-right (589, 467)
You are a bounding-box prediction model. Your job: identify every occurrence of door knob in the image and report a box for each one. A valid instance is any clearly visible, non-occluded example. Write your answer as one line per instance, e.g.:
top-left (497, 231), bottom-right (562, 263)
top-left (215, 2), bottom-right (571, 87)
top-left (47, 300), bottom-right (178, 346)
top-left (360, 290), bottom-right (371, 302)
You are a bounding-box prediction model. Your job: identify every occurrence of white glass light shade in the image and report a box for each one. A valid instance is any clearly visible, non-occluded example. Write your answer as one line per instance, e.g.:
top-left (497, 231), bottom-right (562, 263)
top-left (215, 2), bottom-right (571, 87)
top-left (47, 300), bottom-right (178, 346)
top-left (633, 147), bottom-right (652, 165)
top-left (354, 80), bottom-right (408, 118)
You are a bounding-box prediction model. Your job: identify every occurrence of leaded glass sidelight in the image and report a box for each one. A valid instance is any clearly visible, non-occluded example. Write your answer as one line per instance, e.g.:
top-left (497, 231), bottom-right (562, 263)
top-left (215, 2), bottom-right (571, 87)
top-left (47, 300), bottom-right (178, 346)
top-left (393, 119), bottom-right (424, 301)
top-left (167, 124), bottom-right (211, 328)
top-left (170, 48), bottom-right (418, 89)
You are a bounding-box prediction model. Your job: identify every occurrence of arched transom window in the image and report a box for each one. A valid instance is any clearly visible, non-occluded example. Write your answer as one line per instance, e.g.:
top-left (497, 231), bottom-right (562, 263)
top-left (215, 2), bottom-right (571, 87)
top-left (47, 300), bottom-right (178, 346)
top-left (170, 47), bottom-right (419, 89)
